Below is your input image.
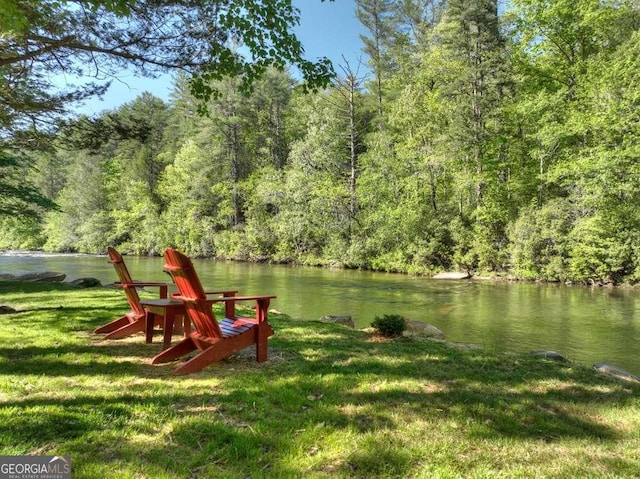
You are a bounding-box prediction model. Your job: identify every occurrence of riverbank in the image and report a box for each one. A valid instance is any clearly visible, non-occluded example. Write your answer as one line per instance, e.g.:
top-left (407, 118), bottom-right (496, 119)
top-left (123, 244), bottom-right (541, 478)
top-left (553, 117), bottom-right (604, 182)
top-left (1, 280), bottom-right (639, 477)
top-left (2, 252), bottom-right (640, 374)
top-left (2, 248), bottom-right (637, 288)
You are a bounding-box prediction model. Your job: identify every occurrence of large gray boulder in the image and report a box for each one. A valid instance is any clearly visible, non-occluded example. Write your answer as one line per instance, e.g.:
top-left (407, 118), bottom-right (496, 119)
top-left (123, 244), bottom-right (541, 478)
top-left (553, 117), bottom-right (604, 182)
top-left (16, 271), bottom-right (66, 282)
top-left (529, 350), bottom-right (570, 363)
top-left (593, 362), bottom-right (640, 382)
top-left (402, 318), bottom-right (445, 340)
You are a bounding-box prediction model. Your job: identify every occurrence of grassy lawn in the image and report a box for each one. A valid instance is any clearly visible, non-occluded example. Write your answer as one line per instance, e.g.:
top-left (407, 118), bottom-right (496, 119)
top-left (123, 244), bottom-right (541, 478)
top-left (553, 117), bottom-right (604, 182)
top-left (0, 280), bottom-right (639, 478)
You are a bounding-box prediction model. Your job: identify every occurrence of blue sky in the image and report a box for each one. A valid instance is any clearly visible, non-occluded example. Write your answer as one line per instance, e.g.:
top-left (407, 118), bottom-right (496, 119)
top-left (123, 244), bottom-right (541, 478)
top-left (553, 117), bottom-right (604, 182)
top-left (293, 0), bottom-right (368, 71)
top-left (76, 0), bottom-right (367, 115)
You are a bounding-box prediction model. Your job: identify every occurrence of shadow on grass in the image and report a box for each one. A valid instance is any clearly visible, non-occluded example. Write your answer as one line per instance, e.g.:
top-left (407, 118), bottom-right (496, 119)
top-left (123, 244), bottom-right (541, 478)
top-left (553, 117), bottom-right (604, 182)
top-left (0, 282), bottom-right (167, 335)
top-left (4, 317), bottom-right (636, 439)
top-left (0, 338), bottom-right (198, 378)
top-left (265, 322), bottom-right (637, 441)
top-left (1, 289), bottom-right (639, 477)
top-left (4, 306), bottom-right (123, 333)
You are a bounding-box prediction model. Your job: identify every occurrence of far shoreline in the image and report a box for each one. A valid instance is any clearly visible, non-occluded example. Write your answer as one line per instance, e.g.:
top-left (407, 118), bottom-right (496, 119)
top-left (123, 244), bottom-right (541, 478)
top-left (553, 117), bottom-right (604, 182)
top-left (2, 248), bottom-right (638, 289)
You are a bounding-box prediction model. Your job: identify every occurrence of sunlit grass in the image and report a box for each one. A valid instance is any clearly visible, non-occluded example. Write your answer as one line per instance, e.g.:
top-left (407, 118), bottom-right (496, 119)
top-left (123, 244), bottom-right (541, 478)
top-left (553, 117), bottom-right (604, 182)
top-left (1, 280), bottom-right (639, 478)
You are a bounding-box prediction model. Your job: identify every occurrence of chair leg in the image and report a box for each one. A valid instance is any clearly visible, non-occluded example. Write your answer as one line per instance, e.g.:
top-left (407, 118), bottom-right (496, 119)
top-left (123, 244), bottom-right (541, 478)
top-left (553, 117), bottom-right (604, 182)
top-left (151, 337), bottom-right (197, 364)
top-left (103, 318), bottom-right (145, 340)
top-left (182, 316), bottom-right (191, 337)
top-left (162, 316), bottom-right (174, 350)
top-left (256, 322), bottom-right (269, 363)
top-left (161, 311), bottom-right (181, 350)
top-left (172, 339), bottom-right (226, 375)
top-left (94, 315), bottom-right (132, 334)
top-left (145, 312), bottom-right (157, 344)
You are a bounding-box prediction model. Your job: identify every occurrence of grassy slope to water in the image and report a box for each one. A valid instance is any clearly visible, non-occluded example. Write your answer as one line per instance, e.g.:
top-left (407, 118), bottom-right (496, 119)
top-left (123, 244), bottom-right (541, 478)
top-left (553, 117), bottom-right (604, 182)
top-left (0, 281), bottom-right (639, 478)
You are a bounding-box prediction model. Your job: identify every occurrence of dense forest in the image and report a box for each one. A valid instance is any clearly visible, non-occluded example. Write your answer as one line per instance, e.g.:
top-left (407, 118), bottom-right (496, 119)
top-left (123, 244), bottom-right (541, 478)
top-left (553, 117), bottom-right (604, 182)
top-left (2, 0), bottom-right (639, 285)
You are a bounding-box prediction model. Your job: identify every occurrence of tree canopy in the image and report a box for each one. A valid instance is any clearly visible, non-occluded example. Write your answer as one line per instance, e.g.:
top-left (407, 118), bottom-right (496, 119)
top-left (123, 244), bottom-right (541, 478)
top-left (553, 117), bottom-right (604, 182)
top-left (3, 0), bottom-right (640, 285)
top-left (0, 0), bottom-right (335, 217)
top-left (1, 0), bottom-right (335, 135)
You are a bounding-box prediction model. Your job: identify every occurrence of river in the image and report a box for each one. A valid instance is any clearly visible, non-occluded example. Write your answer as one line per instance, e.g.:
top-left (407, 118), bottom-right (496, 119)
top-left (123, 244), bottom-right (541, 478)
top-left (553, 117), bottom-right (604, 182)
top-left (1, 251), bottom-right (639, 374)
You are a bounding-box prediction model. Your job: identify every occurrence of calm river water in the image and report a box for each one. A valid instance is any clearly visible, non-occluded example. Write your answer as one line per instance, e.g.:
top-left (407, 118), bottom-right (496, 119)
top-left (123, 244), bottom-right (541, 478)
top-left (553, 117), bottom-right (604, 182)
top-left (1, 251), bottom-right (639, 374)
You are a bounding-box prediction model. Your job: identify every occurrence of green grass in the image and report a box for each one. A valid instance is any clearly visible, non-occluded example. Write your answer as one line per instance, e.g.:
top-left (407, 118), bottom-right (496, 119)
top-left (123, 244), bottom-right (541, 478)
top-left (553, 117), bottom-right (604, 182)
top-left (0, 280), bottom-right (639, 478)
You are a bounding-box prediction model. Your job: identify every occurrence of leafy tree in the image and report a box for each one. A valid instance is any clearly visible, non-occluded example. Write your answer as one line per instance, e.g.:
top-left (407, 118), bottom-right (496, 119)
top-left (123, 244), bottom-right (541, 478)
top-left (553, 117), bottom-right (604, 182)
top-left (243, 68), bottom-right (295, 170)
top-left (356, 0), bottom-right (397, 118)
top-left (40, 92), bottom-right (172, 253)
top-left (507, 0), bottom-right (640, 282)
top-left (1, 0), bottom-right (335, 110)
top-left (155, 140), bottom-right (226, 256)
top-left (508, 199), bottom-right (569, 280)
top-left (277, 92), bottom-right (347, 262)
top-left (43, 150), bottom-right (112, 252)
top-left (393, 0), bottom-right (445, 45)
top-left (0, 151), bottom-right (58, 218)
top-left (356, 126), bottom-right (455, 274)
top-left (250, 82), bottom-right (373, 265)
top-left (105, 93), bottom-right (170, 191)
top-left (433, 0), bottom-right (514, 270)
top-left (151, 68), bottom-right (297, 258)
top-left (0, 215), bottom-right (46, 249)
top-left (5, 0), bottom-right (640, 286)
top-left (1, 0), bottom-right (336, 217)
top-left (0, 147), bottom-right (61, 249)
top-left (563, 27), bottom-right (640, 283)
top-left (356, 0), bottom-right (512, 273)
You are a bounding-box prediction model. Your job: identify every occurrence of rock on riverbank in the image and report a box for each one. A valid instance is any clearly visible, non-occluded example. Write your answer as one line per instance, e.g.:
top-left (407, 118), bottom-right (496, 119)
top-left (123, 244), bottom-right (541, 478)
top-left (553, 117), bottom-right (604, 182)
top-left (0, 271), bottom-right (66, 282)
top-left (432, 271), bottom-right (471, 280)
top-left (0, 272), bottom-right (101, 287)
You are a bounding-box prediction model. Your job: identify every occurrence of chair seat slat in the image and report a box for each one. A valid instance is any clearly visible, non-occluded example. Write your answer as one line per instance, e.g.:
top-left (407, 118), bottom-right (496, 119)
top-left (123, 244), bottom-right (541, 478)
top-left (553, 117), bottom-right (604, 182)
top-left (219, 318), bottom-right (252, 337)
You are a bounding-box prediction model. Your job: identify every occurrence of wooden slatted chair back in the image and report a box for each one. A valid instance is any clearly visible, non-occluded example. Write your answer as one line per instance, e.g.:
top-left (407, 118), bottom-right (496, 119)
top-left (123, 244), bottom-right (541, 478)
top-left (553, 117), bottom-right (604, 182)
top-left (163, 248), bottom-right (222, 339)
top-left (107, 246), bottom-right (144, 317)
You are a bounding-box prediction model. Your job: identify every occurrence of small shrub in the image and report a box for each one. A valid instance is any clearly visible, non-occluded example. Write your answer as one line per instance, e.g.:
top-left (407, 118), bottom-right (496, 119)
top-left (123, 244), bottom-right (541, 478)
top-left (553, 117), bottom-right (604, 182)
top-left (371, 314), bottom-right (406, 337)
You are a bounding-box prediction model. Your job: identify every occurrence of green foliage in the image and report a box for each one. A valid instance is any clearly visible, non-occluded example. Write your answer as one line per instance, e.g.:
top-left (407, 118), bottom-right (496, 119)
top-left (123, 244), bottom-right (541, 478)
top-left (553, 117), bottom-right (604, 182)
top-left (0, 216), bottom-right (45, 249)
top-left (190, 0), bottom-right (334, 105)
top-left (470, 200), bottom-right (512, 272)
top-left (371, 314), bottom-right (406, 337)
top-left (3, 0), bottom-right (640, 285)
top-left (2, 0), bottom-right (335, 121)
top-left (509, 199), bottom-right (573, 281)
top-left (1, 0), bottom-right (335, 219)
top-left (0, 151), bottom-right (59, 219)
top-left (241, 167), bottom-right (282, 259)
top-left (155, 139), bottom-right (226, 256)
top-left (41, 150), bottom-right (110, 253)
top-left (568, 215), bottom-right (634, 285)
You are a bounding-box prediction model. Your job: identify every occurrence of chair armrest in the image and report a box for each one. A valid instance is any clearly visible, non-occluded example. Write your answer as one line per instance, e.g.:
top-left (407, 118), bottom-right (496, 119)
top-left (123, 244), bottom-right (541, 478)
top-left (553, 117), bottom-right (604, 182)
top-left (116, 281), bottom-right (171, 287)
top-left (173, 295), bottom-right (276, 322)
top-left (172, 295), bottom-right (275, 303)
top-left (169, 291), bottom-right (237, 299)
top-left (211, 295), bottom-right (276, 323)
top-left (116, 281), bottom-right (170, 299)
top-left (207, 295), bottom-right (276, 303)
top-left (171, 294), bottom-right (277, 304)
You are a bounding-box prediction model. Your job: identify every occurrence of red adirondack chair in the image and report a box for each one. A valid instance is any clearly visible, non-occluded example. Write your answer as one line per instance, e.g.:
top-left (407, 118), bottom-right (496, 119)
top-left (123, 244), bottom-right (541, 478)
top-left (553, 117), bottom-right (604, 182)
top-left (95, 246), bottom-right (184, 344)
top-left (151, 248), bottom-right (276, 375)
